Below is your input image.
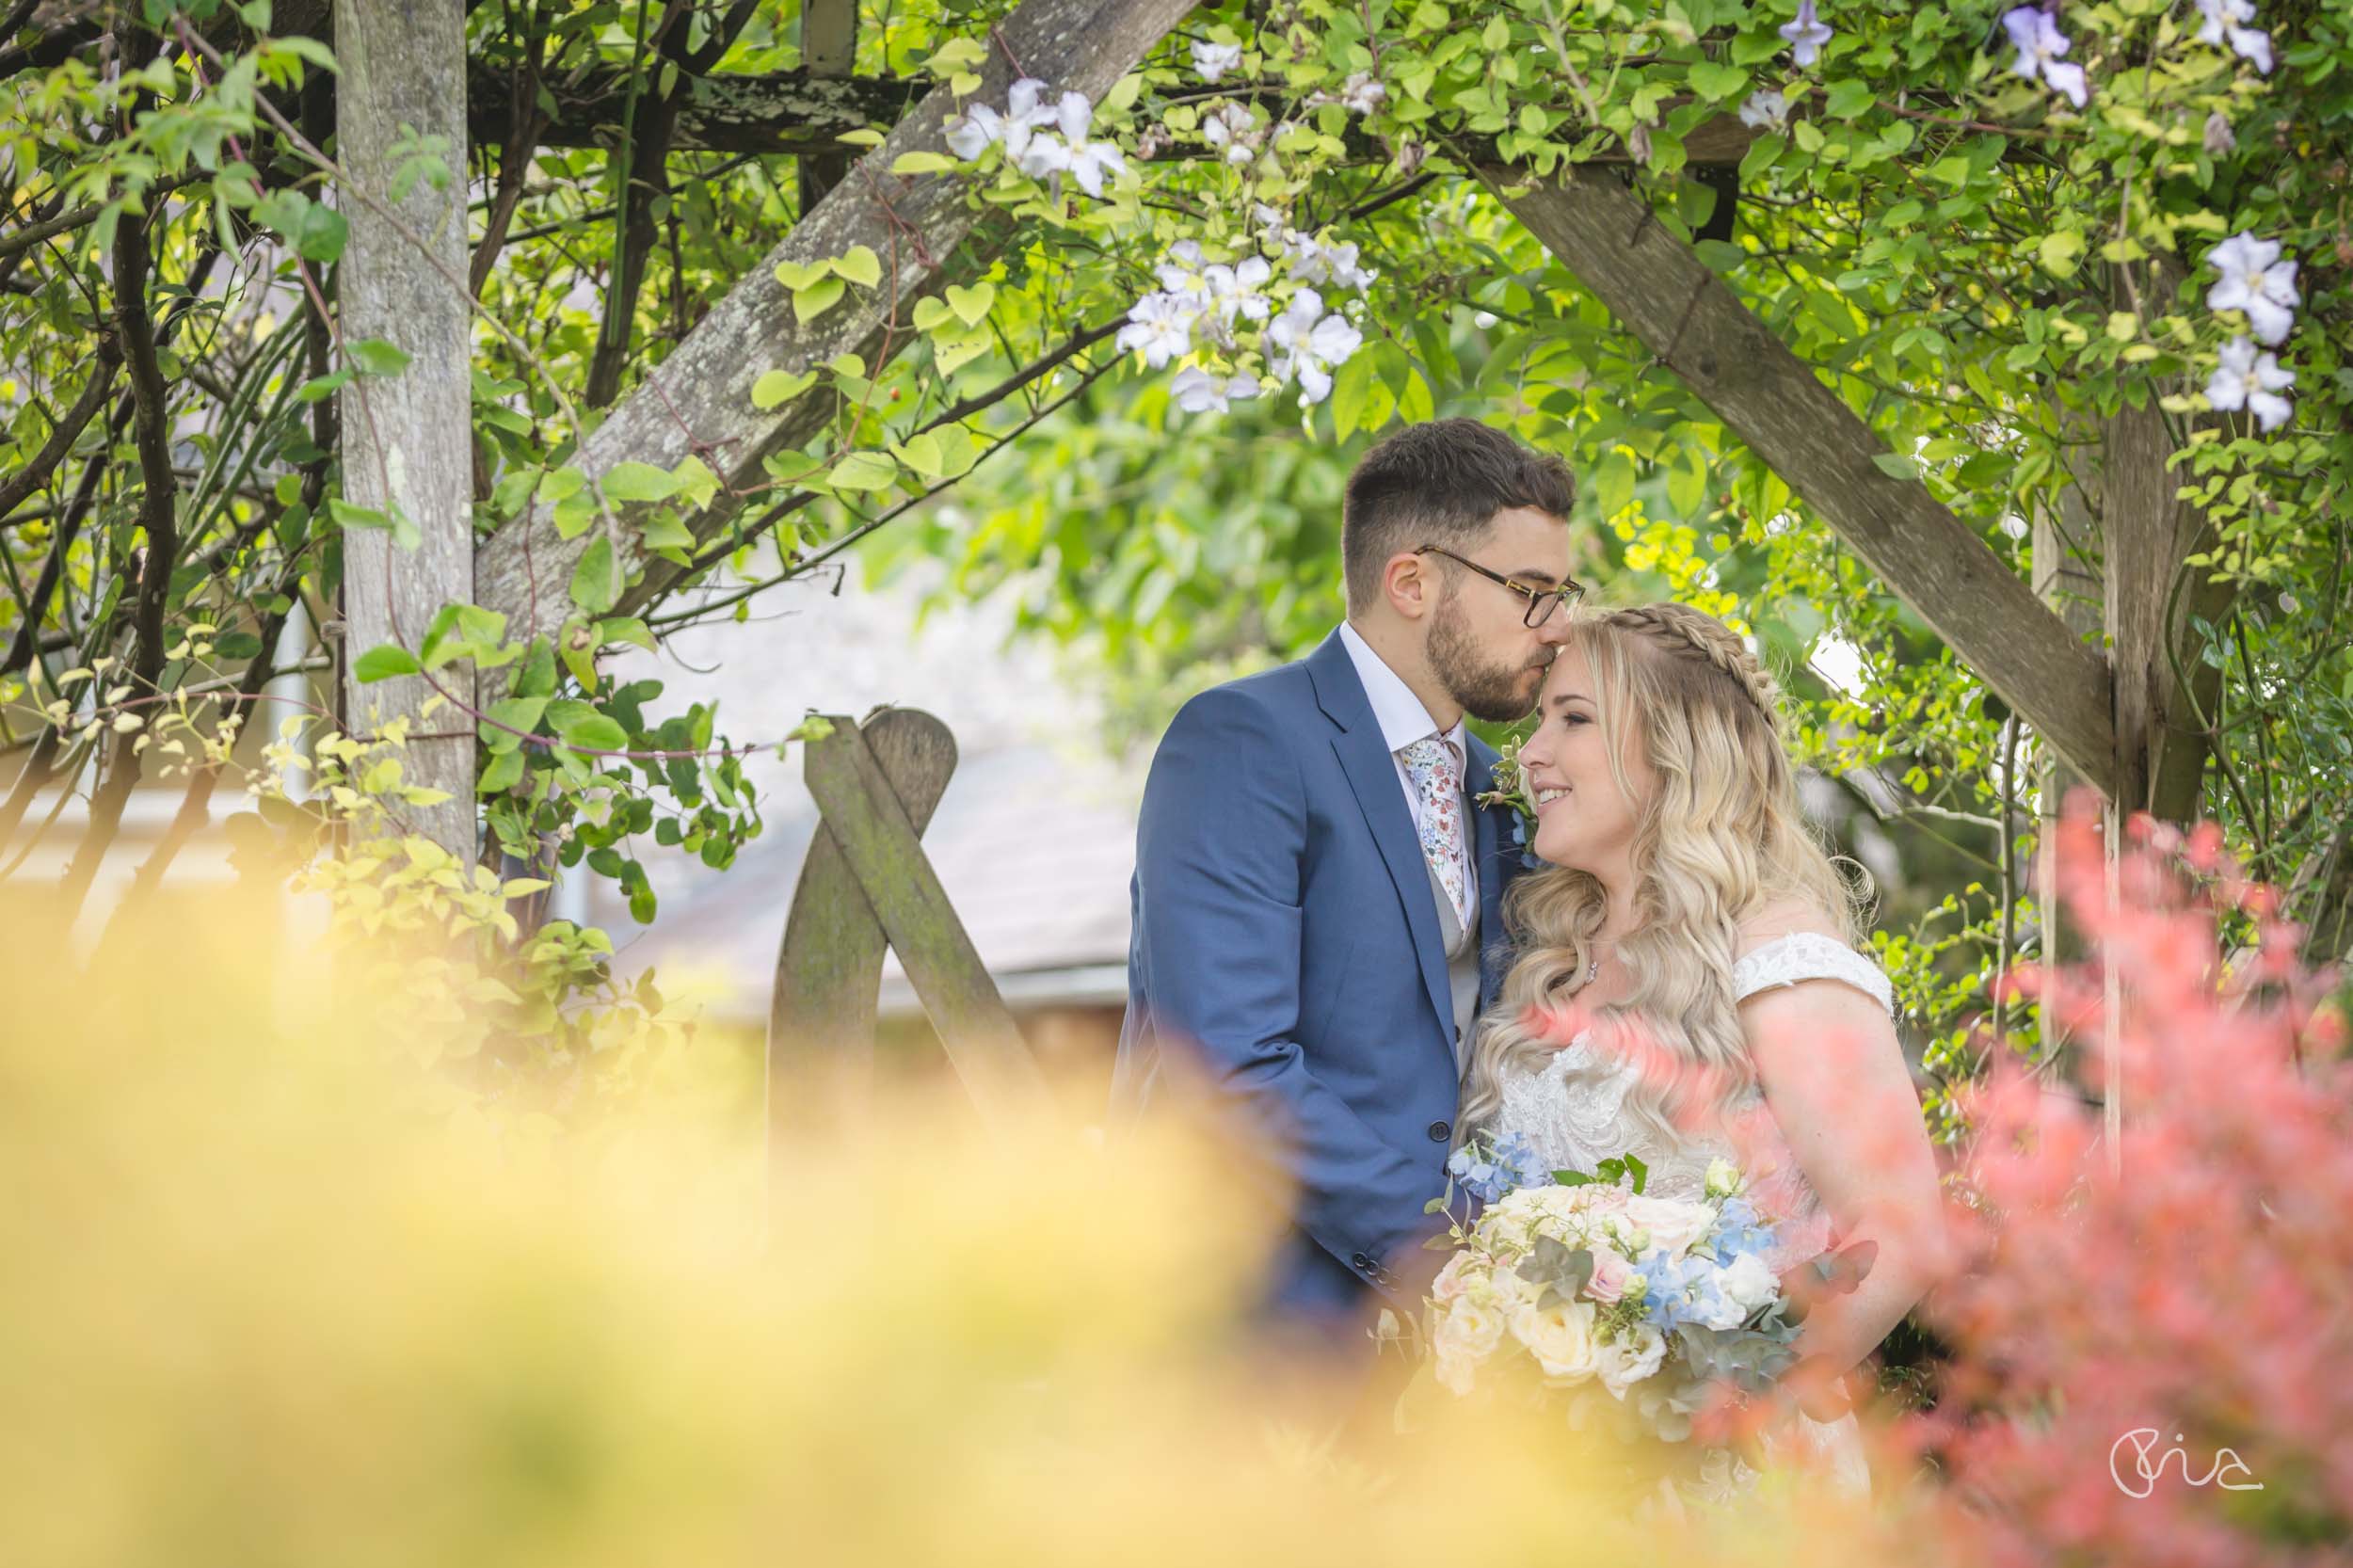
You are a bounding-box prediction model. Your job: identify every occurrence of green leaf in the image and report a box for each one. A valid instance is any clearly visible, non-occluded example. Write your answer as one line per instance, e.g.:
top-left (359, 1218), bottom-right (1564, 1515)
top-left (294, 366), bottom-right (354, 403)
top-left (793, 277), bottom-right (847, 324)
top-left (353, 644), bottom-right (420, 682)
top-left (347, 338), bottom-right (411, 376)
top-left (602, 461), bottom-right (680, 504)
top-left (827, 451), bottom-right (900, 491)
top-left (832, 245), bottom-right (882, 288)
top-left (889, 430), bottom-right (947, 478)
top-left (2038, 229), bottom-right (2085, 277)
top-left (552, 705), bottom-right (630, 753)
top-left (638, 511), bottom-right (694, 552)
top-left (1824, 78), bottom-right (1876, 120)
top-left (253, 189), bottom-right (347, 262)
top-left (1330, 353), bottom-right (1374, 441)
top-left (570, 536), bottom-right (620, 616)
top-left (595, 616), bottom-right (658, 654)
top-left (1594, 449), bottom-right (1636, 520)
top-left (1737, 131), bottom-right (1785, 183)
top-left (476, 747), bottom-right (526, 794)
top-left (891, 151), bottom-right (958, 176)
top-left (480, 696), bottom-right (547, 751)
top-left (328, 498), bottom-right (392, 532)
top-left (1870, 451), bottom-right (1922, 480)
top-left (1667, 449), bottom-right (1707, 515)
top-left (552, 490), bottom-right (600, 540)
top-left (514, 638), bottom-right (558, 698)
top-left (944, 281), bottom-right (995, 327)
top-left (1688, 62), bottom-right (1748, 103)
top-left (751, 369), bottom-right (817, 410)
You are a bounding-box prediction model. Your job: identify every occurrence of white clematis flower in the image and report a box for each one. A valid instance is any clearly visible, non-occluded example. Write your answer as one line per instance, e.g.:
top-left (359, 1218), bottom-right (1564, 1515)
top-left (1285, 231), bottom-right (1376, 292)
top-left (1339, 71), bottom-right (1387, 114)
top-left (2205, 231), bottom-right (2299, 345)
top-left (1006, 77), bottom-right (1057, 126)
top-left (1065, 138), bottom-right (1126, 198)
top-left (1203, 255), bottom-right (1273, 325)
top-left (1015, 133), bottom-right (1073, 181)
top-left (1170, 366), bottom-right (1262, 413)
top-left (1191, 39), bottom-right (1243, 83)
top-left (2205, 335), bottom-right (2295, 431)
top-left (1738, 88), bottom-right (1789, 130)
top-left (1266, 286), bottom-right (1364, 404)
top-left (943, 102), bottom-right (1005, 161)
top-left (2195, 0), bottom-right (2273, 74)
top-left (1202, 101), bottom-right (1260, 165)
top-left (1116, 292), bottom-right (1202, 370)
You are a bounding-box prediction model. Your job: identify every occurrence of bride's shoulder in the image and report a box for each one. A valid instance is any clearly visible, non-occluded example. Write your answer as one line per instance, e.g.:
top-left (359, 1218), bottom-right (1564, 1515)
top-left (1733, 899), bottom-right (1850, 959)
top-left (1731, 903), bottom-right (1893, 1016)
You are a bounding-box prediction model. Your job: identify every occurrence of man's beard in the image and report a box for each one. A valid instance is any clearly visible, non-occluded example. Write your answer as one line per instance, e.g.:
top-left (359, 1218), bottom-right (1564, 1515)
top-left (1427, 585), bottom-right (1546, 724)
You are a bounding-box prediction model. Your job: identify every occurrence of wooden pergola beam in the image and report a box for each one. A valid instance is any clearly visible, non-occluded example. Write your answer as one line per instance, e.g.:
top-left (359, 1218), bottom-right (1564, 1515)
top-left (1486, 165), bottom-right (2118, 794)
top-left (463, 66), bottom-right (1781, 166)
top-left (466, 65), bottom-right (930, 156)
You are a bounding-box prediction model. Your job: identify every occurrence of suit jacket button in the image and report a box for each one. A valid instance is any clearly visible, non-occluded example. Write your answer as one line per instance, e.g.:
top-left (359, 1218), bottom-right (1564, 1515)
top-left (1428, 1120), bottom-right (1451, 1142)
top-left (1350, 1252), bottom-right (1372, 1272)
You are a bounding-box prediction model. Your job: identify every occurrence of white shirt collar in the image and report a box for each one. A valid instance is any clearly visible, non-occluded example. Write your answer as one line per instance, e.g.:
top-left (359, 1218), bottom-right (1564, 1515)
top-left (1337, 621), bottom-right (1466, 761)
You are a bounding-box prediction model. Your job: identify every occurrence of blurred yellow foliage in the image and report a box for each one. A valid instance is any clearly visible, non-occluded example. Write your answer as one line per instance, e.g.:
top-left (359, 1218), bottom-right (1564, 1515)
top-left (0, 884), bottom-right (1926, 1567)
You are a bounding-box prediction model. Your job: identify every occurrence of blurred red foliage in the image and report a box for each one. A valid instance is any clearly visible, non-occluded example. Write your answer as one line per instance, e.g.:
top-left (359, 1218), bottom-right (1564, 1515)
top-left (1902, 793), bottom-right (2352, 1566)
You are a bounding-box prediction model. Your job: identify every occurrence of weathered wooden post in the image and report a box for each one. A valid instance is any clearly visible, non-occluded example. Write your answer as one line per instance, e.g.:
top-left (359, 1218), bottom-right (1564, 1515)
top-left (768, 709), bottom-right (1046, 1137)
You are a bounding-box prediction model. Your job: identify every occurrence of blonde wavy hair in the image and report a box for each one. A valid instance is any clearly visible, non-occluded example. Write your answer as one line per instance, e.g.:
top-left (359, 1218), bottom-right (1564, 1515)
top-left (1458, 603), bottom-right (1873, 1142)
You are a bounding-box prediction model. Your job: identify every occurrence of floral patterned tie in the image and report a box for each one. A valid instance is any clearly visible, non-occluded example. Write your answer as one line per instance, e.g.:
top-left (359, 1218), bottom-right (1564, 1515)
top-left (1399, 735), bottom-right (1470, 931)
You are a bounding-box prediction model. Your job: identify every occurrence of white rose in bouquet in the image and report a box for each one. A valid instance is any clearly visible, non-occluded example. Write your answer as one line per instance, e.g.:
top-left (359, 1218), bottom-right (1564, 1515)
top-left (1510, 1296), bottom-right (1602, 1382)
top-left (1433, 1297), bottom-right (1507, 1394)
top-left (1719, 1249), bottom-right (1782, 1317)
top-left (1621, 1192), bottom-right (1717, 1256)
top-left (1595, 1321), bottom-right (1668, 1399)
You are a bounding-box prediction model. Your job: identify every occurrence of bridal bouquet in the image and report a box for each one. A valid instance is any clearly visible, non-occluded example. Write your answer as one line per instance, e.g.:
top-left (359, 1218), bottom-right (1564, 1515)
top-left (1420, 1136), bottom-right (1802, 1445)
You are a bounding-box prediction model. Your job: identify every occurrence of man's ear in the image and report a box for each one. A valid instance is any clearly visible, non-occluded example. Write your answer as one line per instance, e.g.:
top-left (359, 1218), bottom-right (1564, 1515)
top-left (1383, 551), bottom-right (1434, 622)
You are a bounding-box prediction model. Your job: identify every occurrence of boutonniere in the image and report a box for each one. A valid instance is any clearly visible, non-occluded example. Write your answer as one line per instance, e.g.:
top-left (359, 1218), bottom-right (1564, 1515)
top-left (1474, 736), bottom-right (1544, 870)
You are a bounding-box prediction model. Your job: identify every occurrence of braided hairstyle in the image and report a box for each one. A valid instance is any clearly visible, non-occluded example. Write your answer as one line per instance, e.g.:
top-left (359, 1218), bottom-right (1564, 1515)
top-left (1599, 602), bottom-right (1788, 743)
top-left (1456, 601), bottom-right (1872, 1143)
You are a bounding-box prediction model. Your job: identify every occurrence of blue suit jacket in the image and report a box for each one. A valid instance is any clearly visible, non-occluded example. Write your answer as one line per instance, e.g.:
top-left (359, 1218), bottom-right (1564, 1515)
top-left (1112, 630), bottom-right (1524, 1323)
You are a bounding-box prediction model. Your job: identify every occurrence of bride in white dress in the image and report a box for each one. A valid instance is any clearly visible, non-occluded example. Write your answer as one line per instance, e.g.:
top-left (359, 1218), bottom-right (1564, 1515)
top-left (1458, 603), bottom-right (1944, 1505)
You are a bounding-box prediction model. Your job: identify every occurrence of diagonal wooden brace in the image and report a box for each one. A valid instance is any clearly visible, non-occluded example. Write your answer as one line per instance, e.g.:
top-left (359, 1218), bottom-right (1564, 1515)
top-left (797, 712), bottom-right (1046, 1128)
top-left (770, 709), bottom-right (955, 1126)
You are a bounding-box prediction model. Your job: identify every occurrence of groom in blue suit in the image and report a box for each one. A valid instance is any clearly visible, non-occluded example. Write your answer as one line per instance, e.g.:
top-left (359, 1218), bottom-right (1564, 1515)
top-left (1115, 419), bottom-right (1579, 1336)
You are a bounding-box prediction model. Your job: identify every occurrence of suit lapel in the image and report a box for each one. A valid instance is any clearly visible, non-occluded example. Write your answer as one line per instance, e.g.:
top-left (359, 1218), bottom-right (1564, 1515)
top-left (1307, 633), bottom-right (1454, 1044)
top-left (1466, 738), bottom-right (1514, 1011)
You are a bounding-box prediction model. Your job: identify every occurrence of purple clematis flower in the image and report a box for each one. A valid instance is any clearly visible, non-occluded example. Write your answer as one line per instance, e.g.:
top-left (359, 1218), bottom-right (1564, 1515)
top-left (2003, 7), bottom-right (2089, 108)
top-left (1779, 0), bottom-right (1833, 68)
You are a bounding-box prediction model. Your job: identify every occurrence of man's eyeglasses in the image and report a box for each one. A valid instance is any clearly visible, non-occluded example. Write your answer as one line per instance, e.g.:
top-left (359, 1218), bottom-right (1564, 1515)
top-left (1414, 545), bottom-right (1585, 628)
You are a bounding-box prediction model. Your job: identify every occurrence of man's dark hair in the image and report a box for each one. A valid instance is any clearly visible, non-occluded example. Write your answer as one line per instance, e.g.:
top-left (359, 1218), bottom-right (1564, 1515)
top-left (1341, 419), bottom-right (1576, 614)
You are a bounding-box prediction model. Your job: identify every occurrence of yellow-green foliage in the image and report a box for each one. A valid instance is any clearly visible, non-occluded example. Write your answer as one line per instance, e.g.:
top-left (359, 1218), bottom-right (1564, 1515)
top-left (0, 877), bottom-right (1937, 1568)
top-left (257, 721), bottom-right (699, 1111)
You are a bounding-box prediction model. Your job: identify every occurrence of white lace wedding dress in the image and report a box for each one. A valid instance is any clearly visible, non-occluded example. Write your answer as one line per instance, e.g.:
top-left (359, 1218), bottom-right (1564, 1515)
top-left (1493, 932), bottom-right (1892, 1504)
